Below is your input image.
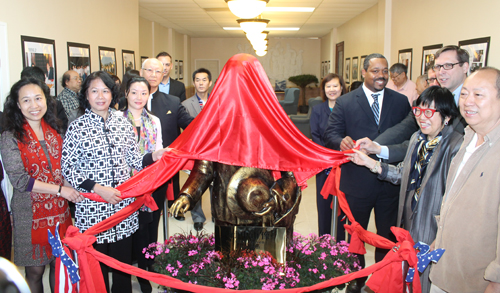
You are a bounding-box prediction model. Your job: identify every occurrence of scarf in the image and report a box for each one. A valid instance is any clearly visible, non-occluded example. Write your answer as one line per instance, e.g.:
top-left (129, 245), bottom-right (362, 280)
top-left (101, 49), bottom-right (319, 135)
top-left (17, 120), bottom-right (71, 262)
top-left (124, 109), bottom-right (157, 154)
top-left (407, 132), bottom-right (442, 211)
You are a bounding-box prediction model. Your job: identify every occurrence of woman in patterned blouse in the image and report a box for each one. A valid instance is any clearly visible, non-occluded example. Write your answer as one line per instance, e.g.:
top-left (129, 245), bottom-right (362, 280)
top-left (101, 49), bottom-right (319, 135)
top-left (61, 71), bottom-right (167, 293)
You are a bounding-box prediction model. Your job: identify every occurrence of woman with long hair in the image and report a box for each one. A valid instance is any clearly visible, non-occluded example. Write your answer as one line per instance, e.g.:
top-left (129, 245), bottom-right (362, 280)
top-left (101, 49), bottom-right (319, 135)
top-left (0, 78), bottom-right (83, 293)
top-left (310, 73), bottom-right (347, 238)
top-left (121, 76), bottom-right (163, 293)
top-left (61, 71), bottom-right (167, 293)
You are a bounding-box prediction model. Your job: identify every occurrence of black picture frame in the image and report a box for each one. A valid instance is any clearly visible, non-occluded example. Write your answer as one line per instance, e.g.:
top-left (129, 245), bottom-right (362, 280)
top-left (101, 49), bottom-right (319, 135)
top-left (458, 37), bottom-right (490, 74)
top-left (141, 56), bottom-right (148, 67)
top-left (345, 57), bottom-right (351, 84)
top-left (98, 46), bottom-right (116, 75)
top-left (122, 49), bottom-right (135, 75)
top-left (398, 48), bottom-right (413, 80)
top-left (421, 44), bottom-right (443, 75)
top-left (21, 35), bottom-right (57, 96)
top-left (352, 57), bottom-right (359, 81)
top-left (67, 42), bottom-right (91, 82)
top-left (359, 55), bottom-right (367, 81)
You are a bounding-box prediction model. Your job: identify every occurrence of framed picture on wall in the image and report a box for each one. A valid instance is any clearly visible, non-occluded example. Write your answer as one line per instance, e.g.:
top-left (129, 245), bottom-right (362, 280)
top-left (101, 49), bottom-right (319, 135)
top-left (359, 55), bottom-right (367, 81)
top-left (67, 42), bottom-right (90, 82)
top-left (336, 42), bottom-right (344, 77)
top-left (352, 57), bottom-right (359, 81)
top-left (327, 61), bottom-right (331, 76)
top-left (421, 44), bottom-right (442, 75)
top-left (345, 57), bottom-right (351, 84)
top-left (98, 46), bottom-right (116, 75)
top-left (321, 61), bottom-right (325, 79)
top-left (459, 37), bottom-right (490, 74)
top-left (179, 60), bottom-right (184, 80)
top-left (174, 60), bottom-right (179, 80)
top-left (122, 49), bottom-right (135, 75)
top-left (21, 35), bottom-right (57, 96)
top-left (141, 56), bottom-right (148, 66)
top-left (398, 48), bottom-right (413, 80)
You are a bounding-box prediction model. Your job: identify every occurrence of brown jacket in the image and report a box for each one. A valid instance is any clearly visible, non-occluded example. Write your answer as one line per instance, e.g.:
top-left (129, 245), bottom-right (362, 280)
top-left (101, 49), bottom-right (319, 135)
top-left (430, 125), bottom-right (500, 292)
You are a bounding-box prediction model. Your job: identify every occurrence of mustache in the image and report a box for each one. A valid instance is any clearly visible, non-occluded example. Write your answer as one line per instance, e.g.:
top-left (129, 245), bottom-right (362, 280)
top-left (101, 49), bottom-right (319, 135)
top-left (375, 78), bottom-right (387, 82)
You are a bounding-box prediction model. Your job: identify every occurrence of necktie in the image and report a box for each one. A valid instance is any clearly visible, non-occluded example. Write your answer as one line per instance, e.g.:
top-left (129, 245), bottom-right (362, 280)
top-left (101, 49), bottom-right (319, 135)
top-left (371, 93), bottom-right (380, 125)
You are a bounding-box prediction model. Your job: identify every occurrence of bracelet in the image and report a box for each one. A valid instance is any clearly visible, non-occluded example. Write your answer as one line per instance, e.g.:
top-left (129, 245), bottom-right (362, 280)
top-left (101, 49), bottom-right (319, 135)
top-left (56, 185), bottom-right (62, 196)
top-left (370, 161), bottom-right (381, 173)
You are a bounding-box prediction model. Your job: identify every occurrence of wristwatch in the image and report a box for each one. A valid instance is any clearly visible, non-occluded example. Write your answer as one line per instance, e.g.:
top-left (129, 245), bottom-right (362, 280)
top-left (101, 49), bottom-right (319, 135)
top-left (370, 161), bottom-right (381, 173)
top-left (57, 185), bottom-right (62, 196)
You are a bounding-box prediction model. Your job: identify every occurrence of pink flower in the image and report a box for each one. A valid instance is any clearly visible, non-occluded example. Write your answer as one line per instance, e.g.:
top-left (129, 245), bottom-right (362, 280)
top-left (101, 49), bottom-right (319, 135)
top-left (188, 250), bottom-right (198, 256)
top-left (319, 274), bottom-right (325, 279)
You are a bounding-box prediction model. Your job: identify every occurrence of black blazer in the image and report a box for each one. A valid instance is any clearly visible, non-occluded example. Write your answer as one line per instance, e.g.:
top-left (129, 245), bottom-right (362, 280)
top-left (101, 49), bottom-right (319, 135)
top-left (169, 79), bottom-right (186, 102)
top-left (323, 87), bottom-right (411, 198)
top-left (310, 101), bottom-right (331, 147)
top-left (151, 91), bottom-right (193, 147)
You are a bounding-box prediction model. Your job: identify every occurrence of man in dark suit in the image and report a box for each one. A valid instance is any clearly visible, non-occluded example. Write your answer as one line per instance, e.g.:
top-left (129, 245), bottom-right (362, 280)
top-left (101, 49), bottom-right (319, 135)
top-left (373, 46), bottom-right (469, 163)
top-left (156, 52), bottom-right (186, 102)
top-left (323, 53), bottom-right (411, 293)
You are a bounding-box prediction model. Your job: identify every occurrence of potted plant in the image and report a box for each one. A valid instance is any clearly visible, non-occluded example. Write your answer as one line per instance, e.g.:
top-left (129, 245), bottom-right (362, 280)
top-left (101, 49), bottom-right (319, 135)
top-left (144, 232), bottom-right (360, 292)
top-left (288, 74), bottom-right (319, 113)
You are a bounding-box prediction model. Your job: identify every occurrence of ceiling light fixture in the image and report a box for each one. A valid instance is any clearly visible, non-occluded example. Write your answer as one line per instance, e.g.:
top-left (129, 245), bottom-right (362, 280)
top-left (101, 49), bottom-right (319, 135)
top-left (237, 18), bottom-right (270, 34)
top-left (225, 0), bottom-right (269, 19)
top-left (255, 50), bottom-right (267, 57)
top-left (224, 27), bottom-right (299, 31)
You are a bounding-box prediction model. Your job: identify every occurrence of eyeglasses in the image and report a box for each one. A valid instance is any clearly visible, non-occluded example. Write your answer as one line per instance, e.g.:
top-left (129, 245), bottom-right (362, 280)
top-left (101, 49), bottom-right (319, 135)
top-left (426, 78), bottom-right (437, 85)
top-left (142, 68), bottom-right (163, 76)
top-left (433, 62), bottom-right (463, 71)
top-left (390, 72), bottom-right (403, 80)
top-left (412, 106), bottom-right (438, 118)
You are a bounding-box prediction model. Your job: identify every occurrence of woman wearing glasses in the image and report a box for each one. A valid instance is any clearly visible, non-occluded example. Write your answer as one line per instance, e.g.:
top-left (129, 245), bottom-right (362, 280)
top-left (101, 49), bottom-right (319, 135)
top-left (346, 86), bottom-right (463, 292)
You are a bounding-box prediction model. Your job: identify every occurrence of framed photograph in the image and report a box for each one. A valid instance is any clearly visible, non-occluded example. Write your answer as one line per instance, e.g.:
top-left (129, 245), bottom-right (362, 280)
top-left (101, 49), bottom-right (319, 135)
top-left (345, 57), bottom-right (351, 84)
top-left (141, 56), bottom-right (148, 67)
top-left (21, 36), bottom-right (57, 96)
top-left (459, 37), bottom-right (490, 74)
top-left (0, 22), bottom-right (10, 108)
top-left (174, 60), bottom-right (179, 80)
top-left (359, 55), bottom-right (367, 81)
top-left (98, 46), bottom-right (116, 75)
top-left (67, 42), bottom-right (90, 82)
top-left (398, 48), bottom-right (413, 79)
top-left (352, 57), bottom-right (359, 81)
top-left (421, 44), bottom-right (443, 75)
top-left (327, 61), bottom-right (331, 76)
top-left (122, 50), bottom-right (135, 75)
top-left (179, 60), bottom-right (184, 80)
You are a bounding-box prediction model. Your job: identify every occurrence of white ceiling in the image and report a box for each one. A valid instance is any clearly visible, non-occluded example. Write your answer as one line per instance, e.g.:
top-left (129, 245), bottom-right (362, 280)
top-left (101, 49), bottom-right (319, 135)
top-left (139, 0), bottom-right (378, 38)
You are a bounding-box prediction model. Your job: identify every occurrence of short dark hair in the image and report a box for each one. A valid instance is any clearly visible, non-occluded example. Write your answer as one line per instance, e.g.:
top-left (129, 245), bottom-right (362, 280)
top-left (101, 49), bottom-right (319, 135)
top-left (192, 68), bottom-right (212, 82)
top-left (349, 81), bottom-right (363, 92)
top-left (156, 52), bottom-right (172, 59)
top-left (62, 71), bottom-right (72, 88)
top-left (320, 73), bottom-right (346, 101)
top-left (415, 86), bottom-right (460, 124)
top-left (110, 74), bottom-right (121, 85)
top-left (78, 71), bottom-right (120, 112)
top-left (390, 63), bottom-right (407, 75)
top-left (20, 66), bottom-right (45, 82)
top-left (2, 78), bottom-right (61, 141)
top-left (435, 45), bottom-right (469, 64)
top-left (363, 53), bottom-right (386, 71)
top-left (120, 76), bottom-right (151, 111)
top-left (119, 69), bottom-right (141, 97)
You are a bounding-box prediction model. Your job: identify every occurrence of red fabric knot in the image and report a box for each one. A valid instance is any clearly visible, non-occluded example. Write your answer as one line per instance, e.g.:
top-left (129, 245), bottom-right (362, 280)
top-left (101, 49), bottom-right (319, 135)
top-left (142, 193), bottom-right (158, 211)
top-left (344, 221), bottom-right (367, 254)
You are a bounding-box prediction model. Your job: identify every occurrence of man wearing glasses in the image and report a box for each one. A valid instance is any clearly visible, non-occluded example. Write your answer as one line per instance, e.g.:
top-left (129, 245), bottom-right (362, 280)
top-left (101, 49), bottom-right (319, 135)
top-left (386, 63), bottom-right (418, 105)
top-left (370, 46), bottom-right (469, 163)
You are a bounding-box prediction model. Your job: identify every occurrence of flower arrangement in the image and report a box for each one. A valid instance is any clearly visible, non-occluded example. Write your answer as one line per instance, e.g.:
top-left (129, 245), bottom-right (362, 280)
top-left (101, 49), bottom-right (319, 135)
top-left (144, 232), bottom-right (360, 292)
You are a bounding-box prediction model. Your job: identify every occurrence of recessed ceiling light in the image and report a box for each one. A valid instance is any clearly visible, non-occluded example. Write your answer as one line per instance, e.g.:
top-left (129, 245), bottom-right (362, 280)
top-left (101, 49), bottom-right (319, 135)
top-left (224, 27), bottom-right (299, 31)
top-left (264, 7), bottom-right (315, 12)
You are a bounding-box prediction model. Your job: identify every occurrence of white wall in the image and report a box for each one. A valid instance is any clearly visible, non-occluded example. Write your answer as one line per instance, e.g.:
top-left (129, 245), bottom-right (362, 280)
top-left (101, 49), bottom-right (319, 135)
top-left (0, 0), bottom-right (139, 99)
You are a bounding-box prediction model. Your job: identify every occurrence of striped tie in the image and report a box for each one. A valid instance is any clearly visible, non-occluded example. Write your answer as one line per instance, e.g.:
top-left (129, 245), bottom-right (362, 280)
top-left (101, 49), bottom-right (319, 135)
top-left (371, 93), bottom-right (380, 125)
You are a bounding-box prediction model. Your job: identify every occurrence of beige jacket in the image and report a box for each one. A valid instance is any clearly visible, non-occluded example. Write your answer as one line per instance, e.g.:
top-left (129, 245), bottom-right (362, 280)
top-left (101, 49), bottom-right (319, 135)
top-left (430, 125), bottom-right (500, 292)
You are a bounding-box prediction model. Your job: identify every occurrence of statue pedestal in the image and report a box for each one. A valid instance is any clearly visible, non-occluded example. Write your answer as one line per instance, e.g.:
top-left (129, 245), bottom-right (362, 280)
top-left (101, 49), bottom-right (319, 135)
top-left (214, 225), bottom-right (286, 263)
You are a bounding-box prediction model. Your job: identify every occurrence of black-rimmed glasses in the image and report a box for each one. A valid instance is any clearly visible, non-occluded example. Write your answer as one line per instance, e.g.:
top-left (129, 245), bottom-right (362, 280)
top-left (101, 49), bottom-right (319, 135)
top-left (433, 62), bottom-right (463, 71)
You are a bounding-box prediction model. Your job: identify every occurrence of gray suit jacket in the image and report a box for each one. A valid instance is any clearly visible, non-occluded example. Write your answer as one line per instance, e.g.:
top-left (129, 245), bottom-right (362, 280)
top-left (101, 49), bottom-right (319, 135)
top-left (182, 95), bottom-right (202, 118)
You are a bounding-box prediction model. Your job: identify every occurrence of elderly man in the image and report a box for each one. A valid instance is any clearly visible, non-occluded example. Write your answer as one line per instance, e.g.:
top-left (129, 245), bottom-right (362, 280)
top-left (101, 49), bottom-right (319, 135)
top-left (156, 52), bottom-right (186, 102)
top-left (429, 67), bottom-right (500, 293)
top-left (386, 63), bottom-right (418, 104)
top-left (57, 70), bottom-right (81, 126)
top-left (415, 75), bottom-right (428, 95)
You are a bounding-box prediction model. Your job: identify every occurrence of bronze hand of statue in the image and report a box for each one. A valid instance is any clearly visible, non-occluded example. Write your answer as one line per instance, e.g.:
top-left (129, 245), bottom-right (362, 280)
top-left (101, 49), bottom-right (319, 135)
top-left (169, 195), bottom-right (191, 217)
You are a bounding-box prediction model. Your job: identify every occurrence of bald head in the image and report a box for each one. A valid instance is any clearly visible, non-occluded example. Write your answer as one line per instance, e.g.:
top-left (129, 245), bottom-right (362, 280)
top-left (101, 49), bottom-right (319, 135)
top-left (141, 58), bottom-right (164, 91)
top-left (63, 70), bottom-right (82, 92)
top-left (416, 75), bottom-right (428, 95)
